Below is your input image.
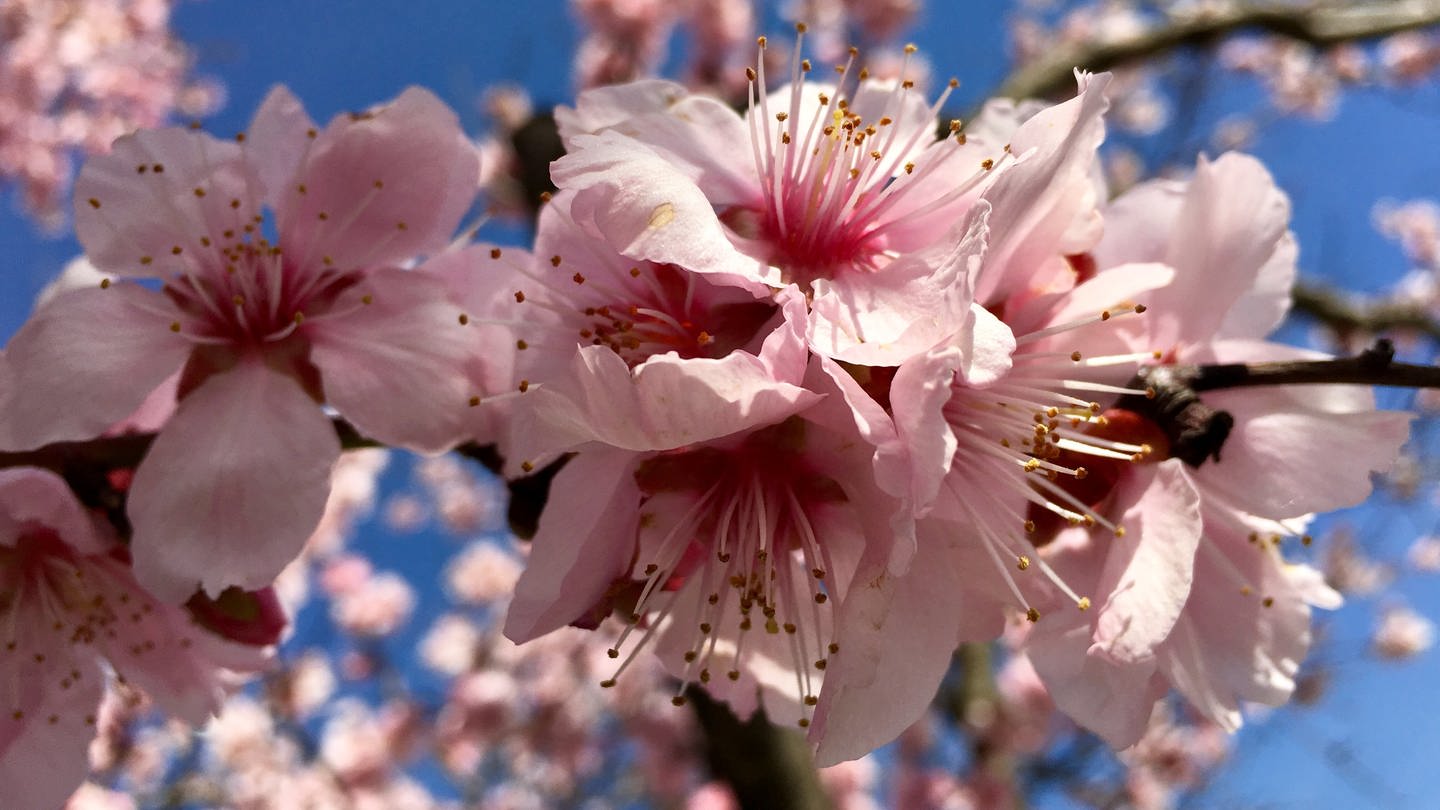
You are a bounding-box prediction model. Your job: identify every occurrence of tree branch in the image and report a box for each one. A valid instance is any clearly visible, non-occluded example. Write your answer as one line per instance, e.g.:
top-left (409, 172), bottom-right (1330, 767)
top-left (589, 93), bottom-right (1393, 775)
top-left (1290, 281), bottom-right (1440, 340)
top-left (686, 688), bottom-right (833, 810)
top-left (995, 1), bottom-right (1440, 101)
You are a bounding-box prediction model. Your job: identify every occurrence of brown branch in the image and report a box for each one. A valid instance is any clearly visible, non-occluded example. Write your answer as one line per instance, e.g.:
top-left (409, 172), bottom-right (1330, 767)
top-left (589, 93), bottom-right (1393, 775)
top-left (686, 688), bottom-right (832, 810)
top-left (995, 1), bottom-right (1440, 100)
top-left (1290, 281), bottom-right (1440, 340)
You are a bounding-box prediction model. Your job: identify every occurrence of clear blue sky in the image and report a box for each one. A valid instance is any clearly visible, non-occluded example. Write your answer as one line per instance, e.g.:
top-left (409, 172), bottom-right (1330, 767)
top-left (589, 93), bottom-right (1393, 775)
top-left (2, 2), bottom-right (1437, 806)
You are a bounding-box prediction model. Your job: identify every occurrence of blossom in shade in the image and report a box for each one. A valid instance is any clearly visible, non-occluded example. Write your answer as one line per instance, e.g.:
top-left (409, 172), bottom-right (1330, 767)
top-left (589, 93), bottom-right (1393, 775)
top-left (0, 467), bottom-right (269, 810)
top-left (0, 85), bottom-right (484, 601)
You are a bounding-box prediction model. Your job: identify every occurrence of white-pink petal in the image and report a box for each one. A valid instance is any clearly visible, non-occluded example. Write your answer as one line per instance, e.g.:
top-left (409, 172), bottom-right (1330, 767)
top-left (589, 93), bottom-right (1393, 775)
top-left (74, 128), bottom-right (260, 279)
top-left (310, 268), bottom-right (475, 453)
top-left (0, 285), bottom-right (190, 450)
top-left (128, 360), bottom-right (341, 601)
top-left (504, 449), bottom-right (641, 642)
top-left (277, 87), bottom-right (478, 270)
top-left (244, 85), bottom-right (319, 211)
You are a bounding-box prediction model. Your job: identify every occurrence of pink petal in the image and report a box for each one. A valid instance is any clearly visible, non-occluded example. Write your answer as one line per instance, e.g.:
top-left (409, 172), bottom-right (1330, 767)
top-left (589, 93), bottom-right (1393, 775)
top-left (277, 88), bottom-right (478, 270)
top-left (527, 343), bottom-right (821, 455)
top-left (0, 468), bottom-right (113, 555)
top-left (556, 79), bottom-right (692, 145)
top-left (244, 85), bottom-right (318, 210)
top-left (890, 348), bottom-right (960, 515)
top-left (1091, 178), bottom-right (1184, 268)
top-left (554, 131), bottom-right (775, 294)
top-left (1188, 341), bottom-right (1411, 518)
top-left (974, 73), bottom-right (1111, 306)
top-left (504, 449), bottom-right (641, 642)
top-left (561, 83), bottom-right (758, 206)
top-left (1151, 153), bottom-right (1296, 347)
top-left (128, 361), bottom-right (341, 602)
top-left (0, 284), bottom-right (190, 450)
top-left (1092, 460), bottom-right (1203, 664)
top-left (812, 520), bottom-right (1003, 765)
top-left (309, 268), bottom-right (475, 453)
top-left (74, 127), bottom-right (260, 279)
top-left (0, 657), bottom-right (104, 810)
top-left (807, 203), bottom-right (988, 365)
top-left (1026, 612), bottom-right (1167, 748)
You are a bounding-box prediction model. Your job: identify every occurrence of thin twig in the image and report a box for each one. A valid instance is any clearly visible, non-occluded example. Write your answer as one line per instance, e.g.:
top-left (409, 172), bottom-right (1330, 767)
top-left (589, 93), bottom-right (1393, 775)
top-left (994, 1), bottom-right (1440, 100)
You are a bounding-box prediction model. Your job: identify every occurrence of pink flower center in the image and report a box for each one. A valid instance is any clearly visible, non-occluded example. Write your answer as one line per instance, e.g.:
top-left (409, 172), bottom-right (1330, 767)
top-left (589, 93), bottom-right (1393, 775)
top-left (740, 33), bottom-right (991, 288)
top-left (161, 229), bottom-right (359, 349)
top-left (600, 417), bottom-right (845, 726)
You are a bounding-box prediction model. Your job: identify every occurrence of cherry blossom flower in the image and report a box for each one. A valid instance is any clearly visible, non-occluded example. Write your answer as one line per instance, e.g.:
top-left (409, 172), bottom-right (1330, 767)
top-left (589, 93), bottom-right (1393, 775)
top-left (507, 351), bottom-right (912, 732)
top-left (0, 85), bottom-right (484, 601)
top-left (0, 467), bottom-right (269, 810)
top-left (1014, 153), bottom-right (1410, 743)
top-left (1372, 604), bottom-right (1435, 661)
top-left (550, 33), bottom-right (1022, 365)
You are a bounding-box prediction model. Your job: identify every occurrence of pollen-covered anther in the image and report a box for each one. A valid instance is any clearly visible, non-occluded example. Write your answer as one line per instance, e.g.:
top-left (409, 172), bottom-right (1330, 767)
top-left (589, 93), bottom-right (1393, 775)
top-left (1026, 608), bottom-right (1041, 623)
top-left (1076, 597), bottom-right (1092, 611)
top-left (1017, 555), bottom-right (1031, 571)
top-left (468, 396), bottom-right (481, 407)
top-left (520, 460), bottom-right (535, 473)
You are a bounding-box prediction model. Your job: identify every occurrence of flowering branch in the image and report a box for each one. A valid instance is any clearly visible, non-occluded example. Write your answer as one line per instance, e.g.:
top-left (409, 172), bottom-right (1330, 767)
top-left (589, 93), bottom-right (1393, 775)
top-left (994, 0), bottom-right (1440, 100)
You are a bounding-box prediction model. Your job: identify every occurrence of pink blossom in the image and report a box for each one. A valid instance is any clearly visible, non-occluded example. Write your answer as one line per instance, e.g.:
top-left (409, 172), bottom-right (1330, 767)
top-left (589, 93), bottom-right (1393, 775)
top-left (0, 467), bottom-right (269, 810)
top-left (0, 0), bottom-right (216, 229)
top-left (1015, 152), bottom-right (1409, 741)
top-left (1, 86), bottom-right (484, 602)
top-left (446, 541), bottom-right (524, 606)
top-left (1408, 534), bottom-right (1440, 573)
top-left (1372, 605), bottom-right (1435, 661)
top-left (550, 38), bottom-right (1029, 365)
top-left (331, 571), bottom-right (416, 638)
top-left (506, 351), bottom-right (915, 734)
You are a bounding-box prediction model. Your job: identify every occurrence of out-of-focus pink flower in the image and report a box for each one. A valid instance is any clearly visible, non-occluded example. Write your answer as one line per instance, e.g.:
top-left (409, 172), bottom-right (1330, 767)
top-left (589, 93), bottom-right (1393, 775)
top-left (447, 542), bottom-right (524, 606)
top-left (420, 614), bottom-right (481, 675)
top-left (1408, 535), bottom-right (1440, 573)
top-left (331, 571), bottom-right (416, 638)
top-left (64, 782), bottom-right (137, 810)
top-left (0, 467), bottom-right (269, 810)
top-left (1372, 605), bottom-right (1435, 660)
top-left (1379, 31), bottom-right (1440, 83)
top-left (1375, 198), bottom-right (1440, 269)
top-left (686, 782), bottom-right (740, 810)
top-left (1, 86), bottom-right (484, 602)
top-left (572, 0), bottom-right (683, 88)
top-left (0, 0), bottom-right (218, 230)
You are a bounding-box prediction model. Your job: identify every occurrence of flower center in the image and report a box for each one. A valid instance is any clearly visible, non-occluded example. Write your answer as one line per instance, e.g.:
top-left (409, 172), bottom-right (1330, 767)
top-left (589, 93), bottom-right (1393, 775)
top-left (740, 31), bottom-right (998, 288)
top-left (599, 418), bottom-right (845, 726)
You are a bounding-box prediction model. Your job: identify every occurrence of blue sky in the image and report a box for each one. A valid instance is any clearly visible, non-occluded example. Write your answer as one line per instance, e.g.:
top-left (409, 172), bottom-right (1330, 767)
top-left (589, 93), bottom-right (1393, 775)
top-left (2, 1), bottom-right (1438, 806)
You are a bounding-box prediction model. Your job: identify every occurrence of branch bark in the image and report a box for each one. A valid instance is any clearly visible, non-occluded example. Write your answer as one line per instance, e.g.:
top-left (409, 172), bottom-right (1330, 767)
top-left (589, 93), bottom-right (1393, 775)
top-left (1290, 281), bottom-right (1440, 340)
top-left (995, 1), bottom-right (1440, 101)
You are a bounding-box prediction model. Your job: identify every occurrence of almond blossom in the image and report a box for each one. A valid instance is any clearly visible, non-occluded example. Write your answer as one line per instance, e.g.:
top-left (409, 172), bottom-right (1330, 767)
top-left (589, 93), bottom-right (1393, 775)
top-left (1017, 153), bottom-right (1411, 744)
top-left (0, 85), bottom-right (486, 601)
top-left (0, 466), bottom-right (270, 810)
top-left (550, 32), bottom-right (1019, 366)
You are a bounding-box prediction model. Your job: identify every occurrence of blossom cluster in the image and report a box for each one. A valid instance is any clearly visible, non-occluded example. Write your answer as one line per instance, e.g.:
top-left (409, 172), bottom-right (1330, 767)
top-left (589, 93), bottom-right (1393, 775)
top-left (0, 0), bottom-right (221, 230)
top-left (0, 26), bottom-right (1413, 806)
